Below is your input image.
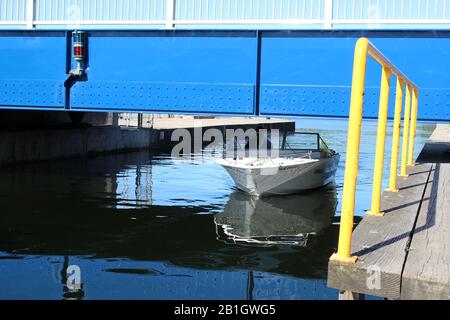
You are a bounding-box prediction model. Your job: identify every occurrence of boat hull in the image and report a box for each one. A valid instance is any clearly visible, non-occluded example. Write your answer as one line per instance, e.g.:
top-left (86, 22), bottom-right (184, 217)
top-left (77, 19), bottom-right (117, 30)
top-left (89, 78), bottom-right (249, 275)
top-left (219, 154), bottom-right (340, 196)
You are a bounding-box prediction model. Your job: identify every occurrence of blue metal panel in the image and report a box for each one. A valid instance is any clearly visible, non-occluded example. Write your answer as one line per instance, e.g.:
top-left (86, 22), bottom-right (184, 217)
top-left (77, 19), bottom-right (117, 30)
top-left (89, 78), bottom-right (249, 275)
top-left (72, 81), bottom-right (254, 113)
top-left (421, 89), bottom-right (450, 120)
top-left (0, 29), bottom-right (450, 120)
top-left (0, 80), bottom-right (64, 107)
top-left (0, 31), bottom-right (67, 109)
top-left (259, 31), bottom-right (450, 120)
top-left (70, 31), bottom-right (258, 114)
top-left (260, 85), bottom-right (400, 118)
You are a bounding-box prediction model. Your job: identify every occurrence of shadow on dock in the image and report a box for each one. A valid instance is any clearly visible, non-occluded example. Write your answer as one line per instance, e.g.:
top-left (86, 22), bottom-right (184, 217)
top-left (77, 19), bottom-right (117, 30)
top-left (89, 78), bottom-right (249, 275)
top-left (328, 137), bottom-right (450, 300)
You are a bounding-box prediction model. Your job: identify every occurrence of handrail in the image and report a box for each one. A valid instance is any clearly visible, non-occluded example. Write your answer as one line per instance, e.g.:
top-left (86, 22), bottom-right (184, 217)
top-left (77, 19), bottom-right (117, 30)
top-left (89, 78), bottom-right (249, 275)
top-left (2, 0), bottom-right (450, 31)
top-left (330, 37), bottom-right (419, 264)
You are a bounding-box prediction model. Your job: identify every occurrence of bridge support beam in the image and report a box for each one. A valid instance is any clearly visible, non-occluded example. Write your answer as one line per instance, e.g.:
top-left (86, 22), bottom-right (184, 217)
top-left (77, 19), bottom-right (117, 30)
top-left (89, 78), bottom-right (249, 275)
top-left (0, 30), bottom-right (450, 121)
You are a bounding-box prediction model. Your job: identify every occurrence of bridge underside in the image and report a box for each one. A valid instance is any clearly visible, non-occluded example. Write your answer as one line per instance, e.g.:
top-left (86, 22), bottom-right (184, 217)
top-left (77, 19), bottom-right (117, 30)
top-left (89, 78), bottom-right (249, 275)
top-left (0, 30), bottom-right (449, 121)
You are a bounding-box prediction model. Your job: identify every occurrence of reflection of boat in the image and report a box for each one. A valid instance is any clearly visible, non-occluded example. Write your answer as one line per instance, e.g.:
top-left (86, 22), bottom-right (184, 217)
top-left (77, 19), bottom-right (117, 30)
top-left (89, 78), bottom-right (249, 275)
top-left (0, 149), bottom-right (342, 299)
top-left (217, 132), bottom-right (340, 196)
top-left (214, 188), bottom-right (337, 247)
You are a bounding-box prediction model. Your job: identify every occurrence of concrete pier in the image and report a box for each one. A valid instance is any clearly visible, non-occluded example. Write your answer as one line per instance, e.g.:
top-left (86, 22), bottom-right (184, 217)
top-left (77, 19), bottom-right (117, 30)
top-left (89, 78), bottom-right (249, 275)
top-left (152, 116), bottom-right (294, 130)
top-left (0, 126), bottom-right (156, 166)
top-left (151, 116), bottom-right (295, 150)
top-left (0, 111), bottom-right (295, 165)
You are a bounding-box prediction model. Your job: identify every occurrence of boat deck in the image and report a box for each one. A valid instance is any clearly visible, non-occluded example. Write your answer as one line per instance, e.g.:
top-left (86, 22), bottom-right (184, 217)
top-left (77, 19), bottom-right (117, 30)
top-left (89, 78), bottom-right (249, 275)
top-left (328, 124), bottom-right (450, 299)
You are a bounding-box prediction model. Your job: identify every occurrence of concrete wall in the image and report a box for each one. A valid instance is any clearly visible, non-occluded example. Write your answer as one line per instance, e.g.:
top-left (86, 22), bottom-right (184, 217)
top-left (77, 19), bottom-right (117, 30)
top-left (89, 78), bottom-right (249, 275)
top-left (0, 110), bottom-right (190, 129)
top-left (0, 110), bottom-right (294, 166)
top-left (0, 126), bottom-right (157, 166)
top-left (0, 110), bottom-right (157, 165)
top-left (0, 110), bottom-right (118, 128)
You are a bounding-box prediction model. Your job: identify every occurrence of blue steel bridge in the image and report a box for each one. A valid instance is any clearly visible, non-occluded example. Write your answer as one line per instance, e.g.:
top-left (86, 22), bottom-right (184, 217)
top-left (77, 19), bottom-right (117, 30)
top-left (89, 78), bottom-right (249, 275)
top-left (1, 0), bottom-right (450, 120)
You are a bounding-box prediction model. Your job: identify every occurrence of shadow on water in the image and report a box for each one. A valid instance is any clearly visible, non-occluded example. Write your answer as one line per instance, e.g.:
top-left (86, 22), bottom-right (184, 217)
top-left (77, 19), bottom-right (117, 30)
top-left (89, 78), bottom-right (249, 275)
top-left (0, 149), bottom-right (341, 299)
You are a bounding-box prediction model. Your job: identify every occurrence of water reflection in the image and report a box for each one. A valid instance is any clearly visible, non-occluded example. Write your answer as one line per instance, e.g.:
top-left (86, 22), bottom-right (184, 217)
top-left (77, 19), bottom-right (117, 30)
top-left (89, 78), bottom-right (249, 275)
top-left (60, 256), bottom-right (85, 300)
top-left (0, 150), bottom-right (339, 299)
top-left (215, 189), bottom-right (337, 247)
top-left (0, 118), bottom-right (434, 299)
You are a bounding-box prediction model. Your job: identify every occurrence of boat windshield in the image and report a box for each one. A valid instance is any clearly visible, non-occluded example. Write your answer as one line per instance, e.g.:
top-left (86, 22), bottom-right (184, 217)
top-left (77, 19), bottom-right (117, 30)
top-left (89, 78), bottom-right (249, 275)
top-left (223, 131), bottom-right (332, 159)
top-left (281, 132), bottom-right (331, 153)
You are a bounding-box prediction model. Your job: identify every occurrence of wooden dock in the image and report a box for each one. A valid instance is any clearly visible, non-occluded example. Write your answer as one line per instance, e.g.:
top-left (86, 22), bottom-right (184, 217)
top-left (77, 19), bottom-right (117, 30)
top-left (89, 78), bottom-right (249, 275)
top-left (328, 124), bottom-right (450, 300)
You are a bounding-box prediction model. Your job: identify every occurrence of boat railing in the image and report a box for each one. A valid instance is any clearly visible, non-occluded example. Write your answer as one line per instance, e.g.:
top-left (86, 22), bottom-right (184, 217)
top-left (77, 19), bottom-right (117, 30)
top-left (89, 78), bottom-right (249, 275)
top-left (330, 37), bottom-right (419, 264)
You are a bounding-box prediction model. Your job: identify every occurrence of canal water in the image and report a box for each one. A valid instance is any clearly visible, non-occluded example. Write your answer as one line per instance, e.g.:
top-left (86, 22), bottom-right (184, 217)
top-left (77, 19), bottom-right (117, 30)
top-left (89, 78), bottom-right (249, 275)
top-left (0, 118), bottom-right (434, 299)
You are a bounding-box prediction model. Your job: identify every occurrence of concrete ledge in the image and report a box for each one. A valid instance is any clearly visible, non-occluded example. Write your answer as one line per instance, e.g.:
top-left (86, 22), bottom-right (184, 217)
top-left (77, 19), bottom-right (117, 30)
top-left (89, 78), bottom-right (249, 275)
top-left (152, 118), bottom-right (295, 150)
top-left (152, 117), bottom-right (295, 130)
top-left (0, 116), bottom-right (295, 165)
top-left (0, 126), bottom-right (155, 166)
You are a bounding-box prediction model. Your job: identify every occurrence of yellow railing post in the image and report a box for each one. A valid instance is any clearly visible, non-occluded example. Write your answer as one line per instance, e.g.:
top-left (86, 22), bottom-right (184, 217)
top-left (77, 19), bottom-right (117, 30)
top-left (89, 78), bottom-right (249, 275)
top-left (329, 37), bottom-right (418, 265)
top-left (407, 89), bottom-right (419, 166)
top-left (367, 66), bottom-right (391, 216)
top-left (400, 85), bottom-right (412, 176)
top-left (329, 38), bottom-right (369, 264)
top-left (386, 79), bottom-right (404, 192)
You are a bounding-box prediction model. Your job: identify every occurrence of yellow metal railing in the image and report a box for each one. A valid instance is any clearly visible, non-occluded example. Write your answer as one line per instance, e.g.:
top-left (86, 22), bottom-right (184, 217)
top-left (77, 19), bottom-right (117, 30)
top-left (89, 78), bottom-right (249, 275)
top-left (330, 37), bottom-right (419, 264)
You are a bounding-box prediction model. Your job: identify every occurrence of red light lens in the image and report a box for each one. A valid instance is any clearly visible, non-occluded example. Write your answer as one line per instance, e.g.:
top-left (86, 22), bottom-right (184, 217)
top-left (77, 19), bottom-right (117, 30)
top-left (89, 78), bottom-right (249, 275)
top-left (74, 45), bottom-right (84, 58)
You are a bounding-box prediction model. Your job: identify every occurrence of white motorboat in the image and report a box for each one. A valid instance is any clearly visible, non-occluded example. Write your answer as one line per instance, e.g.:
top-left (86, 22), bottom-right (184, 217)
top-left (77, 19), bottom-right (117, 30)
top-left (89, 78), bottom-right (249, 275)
top-left (217, 132), bottom-right (340, 196)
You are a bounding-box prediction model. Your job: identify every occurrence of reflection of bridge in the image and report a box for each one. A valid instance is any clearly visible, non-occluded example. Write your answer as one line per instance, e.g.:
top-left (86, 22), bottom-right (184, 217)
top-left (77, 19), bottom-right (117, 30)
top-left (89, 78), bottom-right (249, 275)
top-left (0, 150), bottom-right (339, 299)
top-left (1, 1), bottom-right (450, 120)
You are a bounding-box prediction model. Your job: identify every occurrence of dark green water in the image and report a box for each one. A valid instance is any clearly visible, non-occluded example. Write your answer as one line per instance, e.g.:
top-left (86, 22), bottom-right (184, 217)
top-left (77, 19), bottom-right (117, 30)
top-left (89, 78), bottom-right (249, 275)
top-left (0, 118), bottom-right (434, 299)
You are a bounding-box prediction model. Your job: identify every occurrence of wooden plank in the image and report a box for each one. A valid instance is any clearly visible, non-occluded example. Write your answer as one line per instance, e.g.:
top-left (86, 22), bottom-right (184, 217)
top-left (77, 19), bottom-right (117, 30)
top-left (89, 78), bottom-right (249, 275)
top-left (401, 162), bottom-right (450, 299)
top-left (428, 124), bottom-right (449, 142)
top-left (328, 163), bottom-right (433, 299)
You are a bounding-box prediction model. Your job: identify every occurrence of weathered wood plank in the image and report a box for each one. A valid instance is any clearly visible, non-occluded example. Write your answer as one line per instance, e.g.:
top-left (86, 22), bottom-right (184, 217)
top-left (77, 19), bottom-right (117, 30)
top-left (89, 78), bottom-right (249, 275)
top-left (401, 162), bottom-right (450, 299)
top-left (328, 163), bottom-right (433, 299)
top-left (428, 124), bottom-right (449, 142)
